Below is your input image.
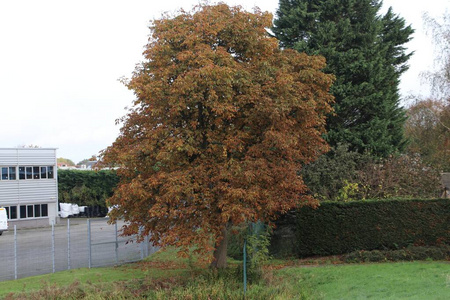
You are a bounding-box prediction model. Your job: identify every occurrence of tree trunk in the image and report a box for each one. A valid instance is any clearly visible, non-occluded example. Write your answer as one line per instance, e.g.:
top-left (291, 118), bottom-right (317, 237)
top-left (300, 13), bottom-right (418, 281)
top-left (210, 226), bottom-right (228, 269)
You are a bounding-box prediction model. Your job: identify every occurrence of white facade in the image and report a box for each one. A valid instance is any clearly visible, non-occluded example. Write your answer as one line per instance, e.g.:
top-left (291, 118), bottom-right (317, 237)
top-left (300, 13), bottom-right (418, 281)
top-left (0, 148), bottom-right (58, 227)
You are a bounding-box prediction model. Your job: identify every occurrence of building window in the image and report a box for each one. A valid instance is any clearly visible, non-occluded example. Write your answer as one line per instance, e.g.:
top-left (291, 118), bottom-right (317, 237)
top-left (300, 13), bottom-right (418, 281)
top-left (0, 167), bottom-right (18, 180)
top-left (34, 204), bottom-right (41, 217)
top-left (41, 204), bottom-right (48, 217)
top-left (3, 204), bottom-right (48, 219)
top-left (9, 167), bottom-right (16, 180)
top-left (20, 205), bottom-right (26, 218)
top-left (8, 167), bottom-right (15, 180)
top-left (26, 167), bottom-right (32, 179)
top-left (40, 167), bottom-right (47, 179)
top-left (15, 166), bottom-right (55, 180)
top-left (19, 167), bottom-right (25, 180)
top-left (27, 205), bottom-right (34, 218)
top-left (9, 206), bottom-right (17, 219)
top-left (1, 167), bottom-right (8, 180)
top-left (48, 166), bottom-right (54, 179)
top-left (33, 167), bottom-right (40, 179)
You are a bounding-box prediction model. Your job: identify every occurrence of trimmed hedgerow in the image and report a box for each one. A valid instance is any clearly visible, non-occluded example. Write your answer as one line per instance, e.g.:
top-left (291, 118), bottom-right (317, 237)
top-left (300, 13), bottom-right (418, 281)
top-left (270, 199), bottom-right (450, 258)
top-left (343, 245), bottom-right (450, 263)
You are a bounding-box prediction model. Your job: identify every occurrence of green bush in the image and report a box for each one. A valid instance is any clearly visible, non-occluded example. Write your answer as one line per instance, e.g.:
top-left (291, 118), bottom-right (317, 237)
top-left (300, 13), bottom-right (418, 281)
top-left (228, 222), bottom-right (273, 282)
top-left (271, 199), bottom-right (450, 258)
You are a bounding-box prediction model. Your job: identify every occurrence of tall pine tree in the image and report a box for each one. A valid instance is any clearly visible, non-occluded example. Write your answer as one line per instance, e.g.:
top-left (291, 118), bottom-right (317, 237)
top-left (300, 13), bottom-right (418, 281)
top-left (273, 0), bottom-right (413, 156)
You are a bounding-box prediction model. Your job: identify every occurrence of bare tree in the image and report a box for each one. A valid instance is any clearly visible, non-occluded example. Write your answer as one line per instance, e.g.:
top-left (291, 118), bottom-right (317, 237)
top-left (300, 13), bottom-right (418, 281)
top-left (422, 12), bottom-right (450, 100)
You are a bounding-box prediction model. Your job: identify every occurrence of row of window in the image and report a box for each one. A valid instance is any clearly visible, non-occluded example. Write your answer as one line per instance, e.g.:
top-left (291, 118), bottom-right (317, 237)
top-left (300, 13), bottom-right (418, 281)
top-left (1, 166), bottom-right (54, 181)
top-left (3, 204), bottom-right (49, 220)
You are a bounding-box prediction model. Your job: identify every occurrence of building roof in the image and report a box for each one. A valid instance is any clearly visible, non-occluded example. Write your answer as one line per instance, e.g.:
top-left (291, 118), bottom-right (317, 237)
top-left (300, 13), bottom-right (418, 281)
top-left (0, 148), bottom-right (57, 150)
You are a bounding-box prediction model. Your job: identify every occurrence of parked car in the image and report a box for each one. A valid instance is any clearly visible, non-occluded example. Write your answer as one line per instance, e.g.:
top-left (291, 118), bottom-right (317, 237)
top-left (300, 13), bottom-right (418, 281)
top-left (0, 207), bottom-right (8, 235)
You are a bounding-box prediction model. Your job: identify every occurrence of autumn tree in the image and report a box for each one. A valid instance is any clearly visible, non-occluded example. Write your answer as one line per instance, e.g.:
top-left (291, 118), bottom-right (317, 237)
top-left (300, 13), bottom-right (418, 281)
top-left (57, 157), bottom-right (75, 166)
top-left (100, 4), bottom-right (334, 268)
top-left (405, 99), bottom-right (450, 172)
top-left (273, 0), bottom-right (413, 156)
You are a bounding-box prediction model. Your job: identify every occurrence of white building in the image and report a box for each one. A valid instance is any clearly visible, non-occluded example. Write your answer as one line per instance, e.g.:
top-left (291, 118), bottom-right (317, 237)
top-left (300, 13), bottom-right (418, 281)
top-left (0, 148), bottom-right (59, 228)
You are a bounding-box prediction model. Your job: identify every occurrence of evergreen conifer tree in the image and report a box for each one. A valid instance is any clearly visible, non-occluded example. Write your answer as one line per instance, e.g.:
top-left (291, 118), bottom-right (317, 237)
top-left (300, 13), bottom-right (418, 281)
top-left (273, 0), bottom-right (414, 156)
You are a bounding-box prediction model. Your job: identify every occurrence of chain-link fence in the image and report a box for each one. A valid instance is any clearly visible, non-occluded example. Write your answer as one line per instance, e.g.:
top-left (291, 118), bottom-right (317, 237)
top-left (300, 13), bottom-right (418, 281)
top-left (0, 218), bottom-right (158, 281)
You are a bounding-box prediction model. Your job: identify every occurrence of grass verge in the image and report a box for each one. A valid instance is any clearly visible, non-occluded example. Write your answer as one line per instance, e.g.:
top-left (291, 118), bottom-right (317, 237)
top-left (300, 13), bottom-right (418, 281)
top-left (276, 261), bottom-right (450, 299)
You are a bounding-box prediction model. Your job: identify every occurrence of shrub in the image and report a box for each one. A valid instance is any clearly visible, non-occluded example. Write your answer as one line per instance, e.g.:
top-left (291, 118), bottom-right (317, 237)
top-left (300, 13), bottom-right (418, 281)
top-left (301, 144), bottom-right (367, 201)
top-left (302, 144), bottom-right (442, 201)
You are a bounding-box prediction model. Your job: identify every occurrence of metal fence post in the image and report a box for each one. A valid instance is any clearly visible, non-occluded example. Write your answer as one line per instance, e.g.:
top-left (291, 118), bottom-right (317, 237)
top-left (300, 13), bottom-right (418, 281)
top-left (52, 220), bottom-right (55, 273)
top-left (14, 225), bottom-right (17, 280)
top-left (145, 234), bottom-right (149, 257)
top-left (139, 227), bottom-right (144, 260)
top-left (115, 223), bottom-right (119, 264)
top-left (67, 218), bottom-right (71, 270)
top-left (88, 219), bottom-right (92, 268)
top-left (243, 238), bottom-right (247, 295)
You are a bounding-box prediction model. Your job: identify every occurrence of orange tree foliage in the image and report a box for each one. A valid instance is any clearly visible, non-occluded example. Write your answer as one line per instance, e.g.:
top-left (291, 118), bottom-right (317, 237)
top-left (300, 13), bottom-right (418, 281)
top-left (100, 4), bottom-right (334, 266)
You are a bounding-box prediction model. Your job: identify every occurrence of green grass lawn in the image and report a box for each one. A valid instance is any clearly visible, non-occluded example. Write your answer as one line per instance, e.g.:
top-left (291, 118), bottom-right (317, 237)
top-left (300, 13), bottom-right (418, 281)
top-left (0, 248), bottom-right (448, 299)
top-left (278, 261), bottom-right (450, 299)
top-left (0, 248), bottom-right (190, 299)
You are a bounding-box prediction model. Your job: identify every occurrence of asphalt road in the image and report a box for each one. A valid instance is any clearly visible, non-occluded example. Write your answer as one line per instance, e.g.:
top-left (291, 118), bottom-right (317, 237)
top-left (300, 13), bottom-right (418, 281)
top-left (0, 218), bottom-right (158, 281)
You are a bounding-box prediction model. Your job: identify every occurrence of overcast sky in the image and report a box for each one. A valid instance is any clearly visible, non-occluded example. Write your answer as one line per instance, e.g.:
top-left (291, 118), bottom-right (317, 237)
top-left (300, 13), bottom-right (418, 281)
top-left (0, 0), bottom-right (448, 163)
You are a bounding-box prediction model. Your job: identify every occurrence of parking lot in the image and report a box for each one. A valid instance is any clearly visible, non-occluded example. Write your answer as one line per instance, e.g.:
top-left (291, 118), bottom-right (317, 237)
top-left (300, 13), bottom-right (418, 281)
top-left (0, 218), bottom-right (158, 281)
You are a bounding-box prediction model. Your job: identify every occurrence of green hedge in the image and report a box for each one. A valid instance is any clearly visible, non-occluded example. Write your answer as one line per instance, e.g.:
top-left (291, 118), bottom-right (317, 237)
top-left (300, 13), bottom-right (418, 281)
top-left (343, 245), bottom-right (450, 263)
top-left (58, 169), bottom-right (119, 208)
top-left (270, 199), bottom-right (450, 258)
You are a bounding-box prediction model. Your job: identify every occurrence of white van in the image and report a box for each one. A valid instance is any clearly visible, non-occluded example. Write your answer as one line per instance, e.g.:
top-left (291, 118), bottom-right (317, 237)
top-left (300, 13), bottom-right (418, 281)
top-left (0, 207), bottom-right (8, 235)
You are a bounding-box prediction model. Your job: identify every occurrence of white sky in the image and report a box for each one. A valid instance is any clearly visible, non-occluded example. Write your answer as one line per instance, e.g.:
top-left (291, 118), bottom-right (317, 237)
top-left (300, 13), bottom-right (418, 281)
top-left (0, 0), bottom-right (448, 163)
